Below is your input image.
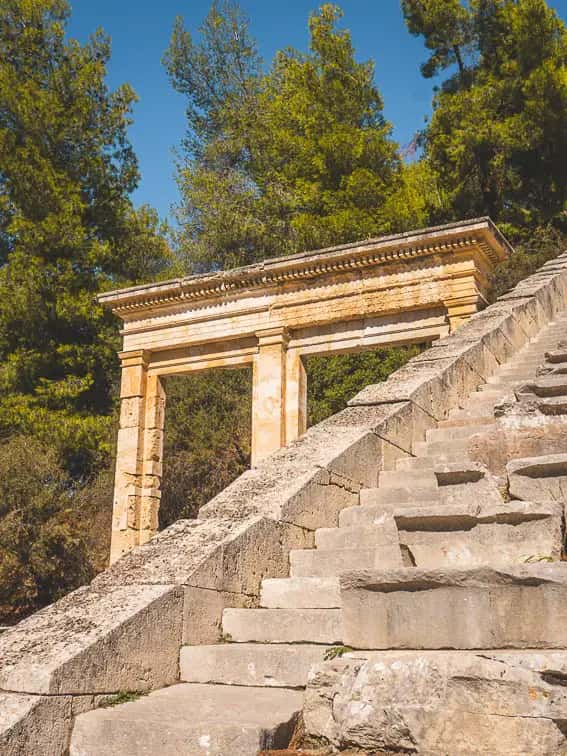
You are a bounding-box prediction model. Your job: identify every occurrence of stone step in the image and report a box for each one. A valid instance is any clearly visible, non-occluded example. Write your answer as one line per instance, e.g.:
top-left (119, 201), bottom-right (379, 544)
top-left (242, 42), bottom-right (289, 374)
top-left (261, 577), bottom-right (340, 608)
top-left (497, 364), bottom-right (541, 376)
top-left (506, 353), bottom-right (550, 363)
top-left (521, 375), bottom-right (567, 397)
top-left (413, 438), bottom-right (472, 462)
top-left (539, 363), bottom-right (567, 376)
top-left (340, 501), bottom-right (428, 529)
top-left (477, 381), bottom-right (521, 392)
top-left (315, 521), bottom-right (399, 551)
top-left (445, 404), bottom-right (496, 419)
top-left (360, 486), bottom-right (439, 507)
top-left (534, 333), bottom-right (567, 345)
top-left (289, 544), bottom-right (402, 577)
top-left (425, 424), bottom-right (493, 443)
top-left (439, 415), bottom-right (495, 428)
top-left (479, 380), bottom-right (529, 392)
top-left (378, 469), bottom-right (438, 488)
top-left (70, 684), bottom-right (302, 755)
top-left (486, 373), bottom-right (530, 385)
top-left (302, 648), bottom-right (567, 756)
top-left (395, 501), bottom-right (563, 569)
top-left (546, 348), bottom-right (567, 364)
top-left (340, 564), bottom-right (567, 650)
top-left (180, 643), bottom-right (329, 688)
top-left (395, 456), bottom-right (436, 472)
top-left (455, 398), bottom-right (505, 414)
top-left (461, 390), bottom-right (509, 404)
top-left (500, 362), bottom-right (544, 374)
top-left (433, 461), bottom-right (490, 486)
top-left (222, 608), bottom-right (342, 644)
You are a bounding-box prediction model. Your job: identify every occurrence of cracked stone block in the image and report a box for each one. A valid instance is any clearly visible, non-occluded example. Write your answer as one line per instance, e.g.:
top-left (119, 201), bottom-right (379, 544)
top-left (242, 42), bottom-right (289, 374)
top-left (340, 564), bottom-right (567, 650)
top-left (507, 454), bottom-right (567, 503)
top-left (303, 650), bottom-right (567, 755)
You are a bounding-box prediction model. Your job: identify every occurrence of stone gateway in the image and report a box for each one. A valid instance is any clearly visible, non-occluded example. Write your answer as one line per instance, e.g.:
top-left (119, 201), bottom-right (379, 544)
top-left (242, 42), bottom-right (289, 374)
top-left (99, 218), bottom-right (510, 561)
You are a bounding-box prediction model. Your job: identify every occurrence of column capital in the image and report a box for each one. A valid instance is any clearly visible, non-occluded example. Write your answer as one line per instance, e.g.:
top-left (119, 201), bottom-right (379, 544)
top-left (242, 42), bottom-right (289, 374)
top-left (118, 349), bottom-right (151, 368)
top-left (255, 327), bottom-right (291, 348)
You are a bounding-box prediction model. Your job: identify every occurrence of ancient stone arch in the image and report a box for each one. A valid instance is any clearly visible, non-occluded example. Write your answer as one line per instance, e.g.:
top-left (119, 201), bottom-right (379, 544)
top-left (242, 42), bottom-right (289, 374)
top-left (99, 218), bottom-right (510, 562)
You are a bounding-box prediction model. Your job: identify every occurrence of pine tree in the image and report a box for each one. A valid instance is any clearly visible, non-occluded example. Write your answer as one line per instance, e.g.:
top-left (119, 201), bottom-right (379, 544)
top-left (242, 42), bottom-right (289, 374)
top-left (165, 3), bottom-right (403, 270)
top-left (0, 0), bottom-right (171, 476)
top-left (403, 0), bottom-right (567, 231)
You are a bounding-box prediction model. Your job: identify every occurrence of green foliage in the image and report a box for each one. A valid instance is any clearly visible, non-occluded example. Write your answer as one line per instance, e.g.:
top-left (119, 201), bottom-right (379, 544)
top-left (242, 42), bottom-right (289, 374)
top-left (402, 0), bottom-right (473, 78)
top-left (324, 645), bottom-right (354, 660)
top-left (405, 0), bottom-right (567, 231)
top-left (159, 347), bottom-right (421, 530)
top-left (159, 370), bottom-right (252, 527)
top-left (163, 0), bottom-right (261, 153)
top-left (166, 3), bottom-right (405, 271)
top-left (99, 690), bottom-right (147, 708)
top-left (306, 348), bottom-right (421, 427)
top-left (0, 0), bottom-right (170, 621)
top-left (0, 0), bottom-right (171, 478)
top-left (492, 224), bottom-right (567, 297)
top-left (0, 437), bottom-right (95, 624)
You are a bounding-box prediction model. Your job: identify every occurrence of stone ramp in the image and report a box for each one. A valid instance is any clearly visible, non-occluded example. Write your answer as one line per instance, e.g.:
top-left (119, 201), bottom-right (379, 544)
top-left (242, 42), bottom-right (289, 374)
top-left (69, 684), bottom-right (302, 756)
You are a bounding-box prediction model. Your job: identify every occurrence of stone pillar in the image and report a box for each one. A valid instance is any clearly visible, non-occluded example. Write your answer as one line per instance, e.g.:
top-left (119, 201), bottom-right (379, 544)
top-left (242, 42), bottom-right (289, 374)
top-left (110, 350), bottom-right (166, 564)
top-left (285, 349), bottom-right (307, 444)
top-left (251, 328), bottom-right (290, 466)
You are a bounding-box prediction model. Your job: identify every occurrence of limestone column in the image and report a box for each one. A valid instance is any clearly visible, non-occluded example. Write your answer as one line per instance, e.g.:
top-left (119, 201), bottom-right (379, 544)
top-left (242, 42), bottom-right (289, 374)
top-left (110, 350), bottom-right (166, 564)
top-left (251, 328), bottom-right (290, 466)
top-left (285, 349), bottom-right (307, 444)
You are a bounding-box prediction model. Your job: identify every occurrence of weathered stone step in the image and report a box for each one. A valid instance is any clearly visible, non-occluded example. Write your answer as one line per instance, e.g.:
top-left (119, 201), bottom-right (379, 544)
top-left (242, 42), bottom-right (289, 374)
top-left (180, 643), bottom-right (329, 688)
top-left (506, 353), bottom-right (551, 364)
top-left (340, 564), bottom-right (567, 650)
top-left (465, 390), bottom-right (511, 404)
top-left (70, 684), bottom-right (302, 755)
top-left (521, 375), bottom-right (567, 397)
top-left (378, 470), bottom-right (438, 489)
top-left (395, 501), bottom-right (563, 569)
top-left (546, 348), bottom-right (567, 364)
top-left (223, 608), bottom-right (342, 644)
top-left (261, 577), bottom-right (340, 608)
top-left (360, 486), bottom-right (439, 507)
top-left (302, 648), bottom-right (567, 756)
top-left (539, 363), bottom-right (567, 376)
top-left (315, 521), bottom-right (398, 551)
top-left (507, 454), bottom-right (567, 501)
top-left (486, 372), bottom-right (533, 384)
top-left (439, 414), bottom-right (495, 428)
top-left (340, 501), bottom-right (427, 528)
top-left (498, 363), bottom-right (543, 375)
top-left (289, 544), bottom-right (402, 577)
top-left (395, 456), bottom-right (437, 472)
top-left (478, 380), bottom-right (522, 392)
top-left (480, 380), bottom-right (534, 393)
top-left (425, 424), bottom-right (493, 443)
top-left (453, 400), bottom-right (504, 416)
top-left (413, 438), bottom-right (472, 462)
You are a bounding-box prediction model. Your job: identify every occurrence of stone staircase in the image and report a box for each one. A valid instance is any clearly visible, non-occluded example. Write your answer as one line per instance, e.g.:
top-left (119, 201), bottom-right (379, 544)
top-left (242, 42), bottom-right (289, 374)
top-left (69, 311), bottom-right (567, 754)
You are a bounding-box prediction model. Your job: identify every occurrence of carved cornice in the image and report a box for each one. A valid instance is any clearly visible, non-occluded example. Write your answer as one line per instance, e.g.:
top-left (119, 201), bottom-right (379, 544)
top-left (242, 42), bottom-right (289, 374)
top-left (99, 218), bottom-right (512, 317)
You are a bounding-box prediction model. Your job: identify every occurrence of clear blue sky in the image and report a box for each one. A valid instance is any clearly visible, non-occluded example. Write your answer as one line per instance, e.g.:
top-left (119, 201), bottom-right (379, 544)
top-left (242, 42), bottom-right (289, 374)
top-left (68, 0), bottom-right (567, 223)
